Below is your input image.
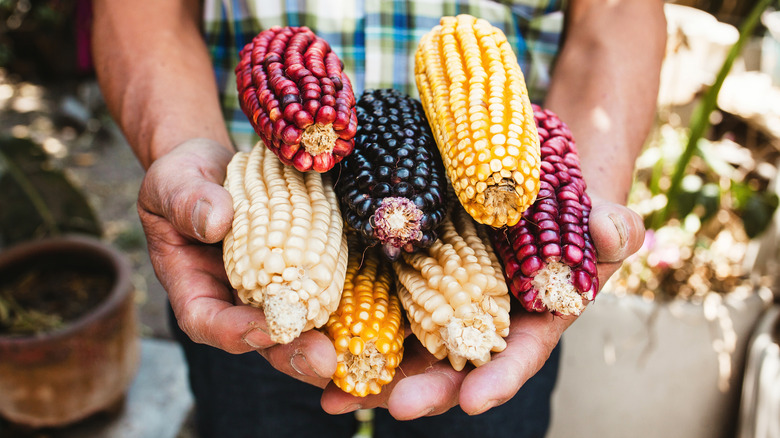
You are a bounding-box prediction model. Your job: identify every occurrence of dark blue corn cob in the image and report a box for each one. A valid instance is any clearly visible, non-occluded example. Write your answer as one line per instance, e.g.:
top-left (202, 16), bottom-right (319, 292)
top-left (334, 89), bottom-right (448, 260)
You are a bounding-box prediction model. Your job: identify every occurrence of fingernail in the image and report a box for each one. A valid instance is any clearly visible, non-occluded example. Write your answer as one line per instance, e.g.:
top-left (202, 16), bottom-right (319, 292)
top-left (291, 350), bottom-right (327, 379)
top-left (241, 323), bottom-right (273, 350)
top-left (193, 198), bottom-right (212, 240)
top-left (335, 404), bottom-right (362, 415)
top-left (608, 212), bottom-right (628, 252)
top-left (420, 407), bottom-right (436, 417)
top-left (470, 399), bottom-right (501, 416)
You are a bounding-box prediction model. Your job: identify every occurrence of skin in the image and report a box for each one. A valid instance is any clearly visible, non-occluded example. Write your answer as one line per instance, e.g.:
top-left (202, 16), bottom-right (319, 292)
top-left (92, 0), bottom-right (665, 420)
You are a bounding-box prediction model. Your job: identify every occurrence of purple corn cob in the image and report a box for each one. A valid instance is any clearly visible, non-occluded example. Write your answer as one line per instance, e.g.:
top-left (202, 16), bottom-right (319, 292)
top-left (489, 105), bottom-right (598, 315)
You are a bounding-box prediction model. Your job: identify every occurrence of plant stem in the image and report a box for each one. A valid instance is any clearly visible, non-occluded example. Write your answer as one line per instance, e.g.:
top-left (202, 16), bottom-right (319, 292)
top-left (652, 0), bottom-right (776, 229)
top-left (0, 147), bottom-right (61, 237)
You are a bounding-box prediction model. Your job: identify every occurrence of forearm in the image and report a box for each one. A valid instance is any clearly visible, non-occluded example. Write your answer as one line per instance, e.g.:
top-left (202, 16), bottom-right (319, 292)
top-left (544, 0), bottom-right (666, 203)
top-left (91, 0), bottom-right (233, 170)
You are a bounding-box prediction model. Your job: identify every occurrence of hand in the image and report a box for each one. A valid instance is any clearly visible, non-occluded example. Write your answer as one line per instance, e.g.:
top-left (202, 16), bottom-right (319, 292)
top-left (138, 138), bottom-right (338, 387)
top-left (320, 196), bottom-right (645, 419)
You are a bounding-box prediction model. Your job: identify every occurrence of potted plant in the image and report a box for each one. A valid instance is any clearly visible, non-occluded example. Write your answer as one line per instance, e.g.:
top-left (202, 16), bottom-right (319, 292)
top-left (548, 2), bottom-right (778, 438)
top-left (0, 135), bottom-right (139, 429)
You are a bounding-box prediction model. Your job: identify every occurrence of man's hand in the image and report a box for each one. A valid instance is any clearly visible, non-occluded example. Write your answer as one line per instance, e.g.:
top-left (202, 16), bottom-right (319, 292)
top-left (137, 138), bottom-right (339, 388)
top-left (319, 196), bottom-right (645, 419)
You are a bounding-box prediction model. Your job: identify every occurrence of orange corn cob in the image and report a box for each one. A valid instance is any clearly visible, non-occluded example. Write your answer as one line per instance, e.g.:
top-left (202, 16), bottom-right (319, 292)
top-left (415, 14), bottom-right (541, 227)
top-left (324, 235), bottom-right (404, 397)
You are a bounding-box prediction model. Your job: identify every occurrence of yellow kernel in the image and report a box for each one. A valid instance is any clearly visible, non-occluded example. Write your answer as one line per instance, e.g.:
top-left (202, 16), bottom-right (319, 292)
top-left (489, 158), bottom-right (502, 173)
top-left (335, 335), bottom-right (350, 352)
top-left (349, 337), bottom-right (365, 355)
top-left (362, 327), bottom-right (378, 341)
top-left (335, 362), bottom-right (348, 378)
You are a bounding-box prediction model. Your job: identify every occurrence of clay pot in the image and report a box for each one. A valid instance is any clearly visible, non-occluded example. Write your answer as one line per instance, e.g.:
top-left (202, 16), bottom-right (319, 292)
top-left (0, 235), bottom-right (140, 428)
top-left (548, 290), bottom-right (772, 438)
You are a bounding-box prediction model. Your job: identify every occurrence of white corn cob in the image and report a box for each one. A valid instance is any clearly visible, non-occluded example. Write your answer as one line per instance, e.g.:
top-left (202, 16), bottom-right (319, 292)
top-left (223, 142), bottom-right (349, 344)
top-left (393, 203), bottom-right (510, 371)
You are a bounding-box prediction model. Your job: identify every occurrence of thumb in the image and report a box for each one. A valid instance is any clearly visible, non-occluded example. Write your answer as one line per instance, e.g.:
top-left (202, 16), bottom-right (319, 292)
top-left (589, 200), bottom-right (645, 264)
top-left (138, 138), bottom-right (235, 243)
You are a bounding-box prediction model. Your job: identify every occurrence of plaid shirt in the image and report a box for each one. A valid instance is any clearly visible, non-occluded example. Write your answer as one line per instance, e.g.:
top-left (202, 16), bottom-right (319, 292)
top-left (203, 0), bottom-right (565, 150)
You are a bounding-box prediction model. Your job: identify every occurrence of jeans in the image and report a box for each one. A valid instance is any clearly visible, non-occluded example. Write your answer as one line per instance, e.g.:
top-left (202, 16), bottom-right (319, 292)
top-left (169, 307), bottom-right (560, 438)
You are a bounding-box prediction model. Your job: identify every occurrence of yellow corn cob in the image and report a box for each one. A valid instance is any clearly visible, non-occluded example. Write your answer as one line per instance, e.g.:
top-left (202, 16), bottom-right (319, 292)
top-left (415, 14), bottom-right (541, 227)
top-left (222, 142), bottom-right (349, 344)
top-left (393, 203), bottom-right (510, 371)
top-left (324, 235), bottom-right (404, 397)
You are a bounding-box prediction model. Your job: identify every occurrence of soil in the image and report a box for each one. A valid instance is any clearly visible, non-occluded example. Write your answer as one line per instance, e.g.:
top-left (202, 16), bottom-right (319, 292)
top-left (0, 265), bottom-right (113, 336)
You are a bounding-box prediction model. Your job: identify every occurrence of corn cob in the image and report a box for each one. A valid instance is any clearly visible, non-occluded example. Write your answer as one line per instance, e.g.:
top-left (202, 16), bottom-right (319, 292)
top-left (334, 89), bottom-right (448, 261)
top-left (236, 26), bottom-right (357, 172)
top-left (393, 203), bottom-right (510, 371)
top-left (324, 234), bottom-right (404, 397)
top-left (222, 142), bottom-right (349, 344)
top-left (489, 105), bottom-right (598, 316)
top-left (414, 14), bottom-right (541, 228)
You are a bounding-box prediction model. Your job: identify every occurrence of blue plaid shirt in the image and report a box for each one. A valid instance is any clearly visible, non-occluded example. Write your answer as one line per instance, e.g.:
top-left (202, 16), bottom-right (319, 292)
top-left (203, 0), bottom-right (565, 149)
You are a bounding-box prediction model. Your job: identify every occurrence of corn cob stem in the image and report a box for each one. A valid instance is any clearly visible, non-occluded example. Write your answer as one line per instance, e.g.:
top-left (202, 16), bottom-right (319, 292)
top-left (394, 204), bottom-right (510, 371)
top-left (223, 143), bottom-right (348, 343)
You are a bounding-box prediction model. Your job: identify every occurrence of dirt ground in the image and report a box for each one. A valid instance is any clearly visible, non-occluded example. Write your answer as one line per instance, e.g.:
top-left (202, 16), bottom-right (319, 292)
top-left (0, 68), bottom-right (174, 340)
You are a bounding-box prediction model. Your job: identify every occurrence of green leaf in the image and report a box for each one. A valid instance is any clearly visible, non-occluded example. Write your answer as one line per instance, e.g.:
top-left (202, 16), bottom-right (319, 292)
top-left (736, 189), bottom-right (779, 238)
top-left (654, 0), bottom-right (775, 228)
top-left (0, 136), bottom-right (101, 247)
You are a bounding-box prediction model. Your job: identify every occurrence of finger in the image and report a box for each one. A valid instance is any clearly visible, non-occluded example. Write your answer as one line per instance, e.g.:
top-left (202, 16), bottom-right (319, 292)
top-left (589, 201), bottom-right (645, 263)
top-left (143, 225), bottom-right (269, 353)
top-left (385, 359), bottom-right (465, 419)
top-left (139, 138), bottom-right (235, 243)
top-left (320, 334), bottom-right (466, 420)
top-left (259, 329), bottom-right (338, 388)
top-left (457, 311), bottom-right (573, 415)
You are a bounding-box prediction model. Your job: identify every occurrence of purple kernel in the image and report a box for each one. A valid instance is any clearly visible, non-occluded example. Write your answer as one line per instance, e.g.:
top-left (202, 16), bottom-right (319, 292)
top-left (563, 245), bottom-right (584, 265)
top-left (560, 206), bottom-right (583, 218)
top-left (505, 259), bottom-right (522, 278)
top-left (512, 276), bottom-right (533, 294)
top-left (533, 212), bottom-right (555, 223)
top-left (520, 256), bottom-right (544, 276)
top-left (580, 258), bottom-right (597, 276)
top-left (563, 232), bottom-right (585, 248)
top-left (537, 220), bottom-right (559, 232)
top-left (510, 232), bottom-right (535, 251)
top-left (572, 269), bottom-right (592, 293)
top-left (541, 243), bottom-right (561, 260)
top-left (517, 243), bottom-right (537, 260)
top-left (559, 213), bottom-right (579, 224)
top-left (556, 171), bottom-right (572, 184)
top-left (557, 189), bottom-right (579, 202)
top-left (542, 174), bottom-right (560, 188)
top-left (539, 230), bottom-right (559, 244)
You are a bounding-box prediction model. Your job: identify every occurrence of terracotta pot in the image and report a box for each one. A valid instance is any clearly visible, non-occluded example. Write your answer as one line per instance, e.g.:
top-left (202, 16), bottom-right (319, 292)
top-left (0, 235), bottom-right (140, 428)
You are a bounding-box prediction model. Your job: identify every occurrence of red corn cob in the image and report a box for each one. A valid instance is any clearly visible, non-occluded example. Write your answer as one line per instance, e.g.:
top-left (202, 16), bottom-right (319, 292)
top-left (235, 26), bottom-right (357, 172)
top-left (489, 105), bottom-right (598, 315)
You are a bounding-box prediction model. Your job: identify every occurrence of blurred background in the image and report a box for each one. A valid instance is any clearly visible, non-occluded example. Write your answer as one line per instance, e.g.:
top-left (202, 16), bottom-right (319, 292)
top-left (0, 0), bottom-right (779, 437)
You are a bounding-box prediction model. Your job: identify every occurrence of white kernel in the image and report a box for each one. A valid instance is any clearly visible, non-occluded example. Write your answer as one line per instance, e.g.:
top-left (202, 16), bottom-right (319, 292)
top-left (267, 231), bottom-right (286, 248)
top-left (282, 267), bottom-right (300, 282)
top-left (263, 251), bottom-right (286, 274)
